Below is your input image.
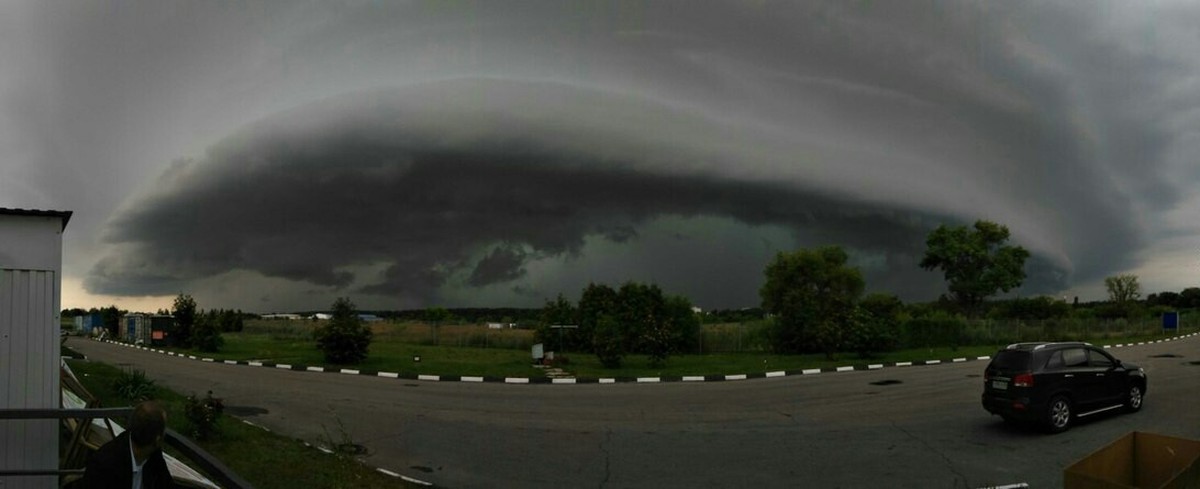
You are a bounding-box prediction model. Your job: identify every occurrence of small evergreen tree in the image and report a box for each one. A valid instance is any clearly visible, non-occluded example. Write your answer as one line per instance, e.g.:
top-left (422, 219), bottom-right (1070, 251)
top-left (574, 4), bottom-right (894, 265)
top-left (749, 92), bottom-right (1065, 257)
top-left (192, 310), bottom-right (224, 353)
top-left (172, 294), bottom-right (198, 347)
top-left (314, 297), bottom-right (373, 364)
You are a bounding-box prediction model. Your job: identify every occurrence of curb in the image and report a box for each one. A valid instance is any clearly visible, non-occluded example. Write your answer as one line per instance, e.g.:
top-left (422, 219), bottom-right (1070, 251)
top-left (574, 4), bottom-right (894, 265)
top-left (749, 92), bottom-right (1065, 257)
top-left (94, 332), bottom-right (1200, 385)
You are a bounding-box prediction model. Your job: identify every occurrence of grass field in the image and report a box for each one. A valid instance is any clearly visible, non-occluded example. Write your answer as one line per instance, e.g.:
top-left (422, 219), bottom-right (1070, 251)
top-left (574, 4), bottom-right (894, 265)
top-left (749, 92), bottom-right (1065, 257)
top-left (142, 319), bottom-right (1197, 379)
top-left (65, 357), bottom-right (419, 489)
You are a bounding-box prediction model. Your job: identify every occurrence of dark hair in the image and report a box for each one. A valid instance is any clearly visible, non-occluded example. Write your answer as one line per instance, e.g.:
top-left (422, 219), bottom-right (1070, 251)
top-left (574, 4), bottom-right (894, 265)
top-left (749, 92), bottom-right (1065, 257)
top-left (129, 401), bottom-right (166, 447)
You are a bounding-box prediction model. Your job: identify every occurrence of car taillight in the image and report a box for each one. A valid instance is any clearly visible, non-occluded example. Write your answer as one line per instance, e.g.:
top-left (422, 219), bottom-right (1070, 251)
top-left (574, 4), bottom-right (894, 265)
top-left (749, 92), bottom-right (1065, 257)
top-left (1013, 372), bottom-right (1034, 387)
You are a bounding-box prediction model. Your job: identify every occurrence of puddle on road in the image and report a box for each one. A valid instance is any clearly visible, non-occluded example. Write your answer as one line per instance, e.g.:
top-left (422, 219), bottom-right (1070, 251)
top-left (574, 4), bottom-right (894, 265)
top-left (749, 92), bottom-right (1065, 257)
top-left (1151, 354), bottom-right (1181, 358)
top-left (1189, 361), bottom-right (1200, 366)
top-left (225, 405), bottom-right (269, 416)
top-left (410, 466), bottom-right (434, 473)
top-left (404, 383), bottom-right (420, 388)
top-left (337, 443), bottom-right (367, 455)
top-left (869, 379), bottom-right (903, 386)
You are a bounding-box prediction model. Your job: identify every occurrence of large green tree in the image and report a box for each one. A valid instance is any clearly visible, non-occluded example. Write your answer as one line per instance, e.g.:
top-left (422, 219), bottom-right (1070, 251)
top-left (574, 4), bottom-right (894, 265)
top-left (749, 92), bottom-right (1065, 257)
top-left (760, 246), bottom-right (864, 356)
top-left (1104, 274), bottom-right (1141, 304)
top-left (314, 297), bottom-right (373, 364)
top-left (920, 220), bottom-right (1030, 316)
top-left (172, 294), bottom-right (197, 347)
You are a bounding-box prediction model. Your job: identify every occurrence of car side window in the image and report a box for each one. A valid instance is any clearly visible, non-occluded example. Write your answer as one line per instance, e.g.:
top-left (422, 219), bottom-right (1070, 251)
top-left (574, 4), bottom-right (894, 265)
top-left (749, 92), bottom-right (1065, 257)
top-left (1088, 349), bottom-right (1114, 368)
top-left (1061, 348), bottom-right (1088, 368)
top-left (1045, 351), bottom-right (1064, 369)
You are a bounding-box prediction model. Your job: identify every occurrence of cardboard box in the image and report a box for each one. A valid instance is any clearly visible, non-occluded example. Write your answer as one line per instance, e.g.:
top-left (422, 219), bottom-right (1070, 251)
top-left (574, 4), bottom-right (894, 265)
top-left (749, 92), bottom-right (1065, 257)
top-left (1064, 432), bottom-right (1200, 489)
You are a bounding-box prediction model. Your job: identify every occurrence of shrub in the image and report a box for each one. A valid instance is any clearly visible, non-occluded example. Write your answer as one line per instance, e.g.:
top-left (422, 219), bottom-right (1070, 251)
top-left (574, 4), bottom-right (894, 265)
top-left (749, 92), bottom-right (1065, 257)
top-left (192, 312), bottom-right (224, 353)
top-left (184, 391), bottom-right (224, 440)
top-left (314, 297), bottom-right (373, 364)
top-left (112, 368), bottom-right (156, 402)
top-left (901, 315), bottom-right (968, 350)
top-left (593, 314), bottom-right (623, 369)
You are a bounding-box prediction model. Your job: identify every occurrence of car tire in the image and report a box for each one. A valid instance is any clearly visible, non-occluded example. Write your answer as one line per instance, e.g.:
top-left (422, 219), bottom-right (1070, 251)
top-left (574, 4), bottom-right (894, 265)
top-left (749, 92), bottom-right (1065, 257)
top-left (1045, 395), bottom-right (1072, 433)
top-left (1126, 384), bottom-right (1144, 413)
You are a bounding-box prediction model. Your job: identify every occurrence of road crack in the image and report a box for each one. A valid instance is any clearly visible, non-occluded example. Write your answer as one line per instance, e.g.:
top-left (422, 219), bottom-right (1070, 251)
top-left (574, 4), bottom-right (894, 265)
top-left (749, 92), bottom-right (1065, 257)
top-left (891, 421), bottom-right (970, 488)
top-left (598, 428), bottom-right (613, 489)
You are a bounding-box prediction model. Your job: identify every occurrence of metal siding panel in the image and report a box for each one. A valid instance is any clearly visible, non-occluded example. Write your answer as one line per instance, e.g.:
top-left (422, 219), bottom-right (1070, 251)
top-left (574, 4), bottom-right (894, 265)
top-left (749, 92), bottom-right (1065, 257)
top-left (0, 269), bottom-right (58, 489)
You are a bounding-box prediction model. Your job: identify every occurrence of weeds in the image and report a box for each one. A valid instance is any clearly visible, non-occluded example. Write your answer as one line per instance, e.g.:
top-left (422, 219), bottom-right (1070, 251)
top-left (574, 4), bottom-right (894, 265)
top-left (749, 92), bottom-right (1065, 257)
top-left (112, 368), bottom-right (157, 401)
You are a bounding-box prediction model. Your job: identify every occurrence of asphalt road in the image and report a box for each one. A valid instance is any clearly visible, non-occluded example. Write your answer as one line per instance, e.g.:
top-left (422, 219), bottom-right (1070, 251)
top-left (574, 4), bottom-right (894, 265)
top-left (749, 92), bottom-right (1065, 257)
top-left (67, 336), bottom-right (1200, 489)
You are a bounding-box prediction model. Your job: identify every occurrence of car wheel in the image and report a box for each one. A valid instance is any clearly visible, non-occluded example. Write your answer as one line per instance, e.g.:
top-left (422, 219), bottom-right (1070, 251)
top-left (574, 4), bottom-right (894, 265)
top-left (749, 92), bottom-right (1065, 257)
top-left (1126, 385), bottom-right (1144, 412)
top-left (1045, 396), bottom-right (1071, 433)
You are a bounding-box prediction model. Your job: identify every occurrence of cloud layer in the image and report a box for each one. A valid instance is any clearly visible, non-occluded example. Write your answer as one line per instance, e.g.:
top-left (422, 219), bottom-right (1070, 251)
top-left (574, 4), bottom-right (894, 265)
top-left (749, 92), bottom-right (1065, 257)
top-left (34, 1), bottom-right (1195, 309)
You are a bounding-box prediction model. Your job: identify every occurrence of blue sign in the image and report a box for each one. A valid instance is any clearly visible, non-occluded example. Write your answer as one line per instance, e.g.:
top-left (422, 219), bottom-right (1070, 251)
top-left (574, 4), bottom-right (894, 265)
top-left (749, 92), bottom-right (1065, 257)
top-left (1163, 312), bottom-right (1179, 331)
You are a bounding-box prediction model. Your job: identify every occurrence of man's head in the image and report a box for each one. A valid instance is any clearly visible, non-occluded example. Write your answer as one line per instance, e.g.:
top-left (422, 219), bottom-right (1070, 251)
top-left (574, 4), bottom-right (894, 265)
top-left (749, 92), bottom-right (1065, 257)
top-left (128, 400), bottom-right (167, 450)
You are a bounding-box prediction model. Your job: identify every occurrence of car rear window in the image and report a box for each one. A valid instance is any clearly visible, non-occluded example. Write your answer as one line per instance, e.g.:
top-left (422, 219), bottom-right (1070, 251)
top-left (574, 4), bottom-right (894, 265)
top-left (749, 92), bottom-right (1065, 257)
top-left (990, 351), bottom-right (1031, 370)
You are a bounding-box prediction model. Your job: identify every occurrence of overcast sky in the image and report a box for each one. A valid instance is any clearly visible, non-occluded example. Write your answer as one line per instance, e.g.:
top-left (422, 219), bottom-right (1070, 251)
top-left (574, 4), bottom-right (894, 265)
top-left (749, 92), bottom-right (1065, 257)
top-left (2, 1), bottom-right (1198, 313)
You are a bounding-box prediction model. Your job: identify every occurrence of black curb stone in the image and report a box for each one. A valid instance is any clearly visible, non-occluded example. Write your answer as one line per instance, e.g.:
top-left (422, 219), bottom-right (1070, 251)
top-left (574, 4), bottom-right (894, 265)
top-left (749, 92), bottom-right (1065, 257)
top-left (99, 333), bottom-right (1198, 386)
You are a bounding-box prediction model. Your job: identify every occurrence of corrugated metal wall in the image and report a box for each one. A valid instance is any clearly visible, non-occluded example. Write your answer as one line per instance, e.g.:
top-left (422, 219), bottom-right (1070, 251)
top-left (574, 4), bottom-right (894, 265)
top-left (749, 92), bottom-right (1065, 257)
top-left (0, 268), bottom-right (59, 489)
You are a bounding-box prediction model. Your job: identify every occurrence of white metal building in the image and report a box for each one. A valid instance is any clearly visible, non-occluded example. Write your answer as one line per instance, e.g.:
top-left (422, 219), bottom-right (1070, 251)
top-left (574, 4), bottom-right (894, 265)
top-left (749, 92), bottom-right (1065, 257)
top-left (1, 208), bottom-right (71, 489)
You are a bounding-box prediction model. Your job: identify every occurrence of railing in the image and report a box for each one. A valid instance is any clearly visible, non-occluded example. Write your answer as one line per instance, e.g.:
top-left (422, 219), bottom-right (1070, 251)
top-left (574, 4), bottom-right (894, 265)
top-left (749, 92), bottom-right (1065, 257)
top-left (0, 407), bottom-right (255, 489)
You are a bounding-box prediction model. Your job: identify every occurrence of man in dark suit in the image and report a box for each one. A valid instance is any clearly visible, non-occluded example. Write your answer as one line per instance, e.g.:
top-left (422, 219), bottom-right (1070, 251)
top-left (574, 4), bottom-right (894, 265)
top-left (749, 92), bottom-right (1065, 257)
top-left (79, 400), bottom-right (175, 489)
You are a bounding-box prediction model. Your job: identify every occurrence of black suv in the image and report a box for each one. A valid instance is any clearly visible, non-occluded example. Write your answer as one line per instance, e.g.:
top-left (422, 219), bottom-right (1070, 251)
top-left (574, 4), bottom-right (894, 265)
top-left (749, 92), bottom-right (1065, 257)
top-left (982, 342), bottom-right (1146, 433)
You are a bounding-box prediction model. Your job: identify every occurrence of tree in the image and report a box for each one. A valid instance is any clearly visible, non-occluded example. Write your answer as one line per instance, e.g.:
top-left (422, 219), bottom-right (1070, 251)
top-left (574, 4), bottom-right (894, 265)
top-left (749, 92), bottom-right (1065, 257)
top-left (664, 295), bottom-right (701, 355)
top-left (1105, 274), bottom-right (1141, 304)
top-left (100, 305), bottom-right (123, 338)
top-left (920, 220), bottom-right (1030, 316)
top-left (1182, 288), bottom-right (1200, 308)
top-left (537, 294), bottom-right (579, 351)
top-left (615, 282), bottom-right (665, 353)
top-left (592, 314), bottom-right (623, 368)
top-left (760, 246), bottom-right (864, 357)
top-left (314, 297), bottom-right (373, 364)
top-left (172, 294), bottom-right (198, 347)
top-left (191, 310), bottom-right (224, 352)
top-left (424, 306), bottom-right (450, 345)
top-left (577, 283), bottom-right (618, 353)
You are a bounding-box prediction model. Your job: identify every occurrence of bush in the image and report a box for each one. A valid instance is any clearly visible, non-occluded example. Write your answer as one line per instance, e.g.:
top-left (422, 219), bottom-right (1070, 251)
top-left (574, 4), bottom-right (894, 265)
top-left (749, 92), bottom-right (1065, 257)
top-left (593, 314), bottom-right (623, 369)
top-left (184, 390), bottom-right (224, 440)
top-left (314, 298), bottom-right (373, 364)
top-left (901, 315), bottom-right (968, 349)
top-left (844, 309), bottom-right (899, 359)
top-left (192, 312), bottom-right (224, 353)
top-left (112, 368), bottom-right (156, 402)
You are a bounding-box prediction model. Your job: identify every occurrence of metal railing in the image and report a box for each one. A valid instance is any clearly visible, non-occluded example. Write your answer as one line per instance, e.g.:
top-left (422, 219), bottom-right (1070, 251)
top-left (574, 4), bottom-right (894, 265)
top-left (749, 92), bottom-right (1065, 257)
top-left (0, 407), bottom-right (255, 489)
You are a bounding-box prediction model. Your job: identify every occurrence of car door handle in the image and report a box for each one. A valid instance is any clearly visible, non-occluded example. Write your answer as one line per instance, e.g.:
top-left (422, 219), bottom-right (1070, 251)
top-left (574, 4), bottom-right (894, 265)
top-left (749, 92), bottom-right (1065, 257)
top-left (1065, 374), bottom-right (1075, 378)
top-left (1095, 373), bottom-right (1105, 377)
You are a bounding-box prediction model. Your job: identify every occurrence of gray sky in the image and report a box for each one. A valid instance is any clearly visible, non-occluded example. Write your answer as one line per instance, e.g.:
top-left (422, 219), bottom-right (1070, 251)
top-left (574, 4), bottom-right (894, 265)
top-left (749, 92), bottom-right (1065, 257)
top-left (2, 1), bottom-right (1197, 313)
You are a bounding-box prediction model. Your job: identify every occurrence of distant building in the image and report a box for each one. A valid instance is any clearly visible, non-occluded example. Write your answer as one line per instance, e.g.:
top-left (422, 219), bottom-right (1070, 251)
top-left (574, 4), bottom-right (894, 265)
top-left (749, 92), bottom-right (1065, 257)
top-left (314, 313), bottom-right (333, 320)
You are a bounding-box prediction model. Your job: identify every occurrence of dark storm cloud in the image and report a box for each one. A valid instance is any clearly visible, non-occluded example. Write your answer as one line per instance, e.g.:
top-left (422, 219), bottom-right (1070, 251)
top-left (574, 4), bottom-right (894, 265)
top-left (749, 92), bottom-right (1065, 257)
top-left (62, 1), bottom-right (1200, 308)
top-left (86, 80), bottom-right (957, 304)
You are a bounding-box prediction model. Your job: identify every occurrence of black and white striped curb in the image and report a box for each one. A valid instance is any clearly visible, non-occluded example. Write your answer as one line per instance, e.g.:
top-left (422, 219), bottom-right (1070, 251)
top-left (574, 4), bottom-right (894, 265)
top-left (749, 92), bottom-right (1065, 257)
top-left (97, 332), bottom-right (1198, 385)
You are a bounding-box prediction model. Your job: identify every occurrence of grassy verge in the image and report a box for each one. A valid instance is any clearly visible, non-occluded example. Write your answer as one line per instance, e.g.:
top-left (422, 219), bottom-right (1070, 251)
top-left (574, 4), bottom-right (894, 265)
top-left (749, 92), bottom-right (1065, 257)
top-left (140, 324), bottom-right (1196, 380)
top-left (65, 359), bottom-right (422, 489)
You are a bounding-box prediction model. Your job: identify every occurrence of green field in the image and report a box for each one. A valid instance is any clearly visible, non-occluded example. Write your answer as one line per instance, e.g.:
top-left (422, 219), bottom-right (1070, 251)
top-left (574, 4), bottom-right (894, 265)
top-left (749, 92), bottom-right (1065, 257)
top-left (142, 319), bottom-right (1196, 379)
top-left (65, 357), bottom-right (421, 489)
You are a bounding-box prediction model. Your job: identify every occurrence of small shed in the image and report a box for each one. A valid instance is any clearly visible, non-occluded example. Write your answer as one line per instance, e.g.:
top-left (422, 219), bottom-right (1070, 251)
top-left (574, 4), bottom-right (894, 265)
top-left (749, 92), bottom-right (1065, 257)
top-left (0, 208), bottom-right (71, 489)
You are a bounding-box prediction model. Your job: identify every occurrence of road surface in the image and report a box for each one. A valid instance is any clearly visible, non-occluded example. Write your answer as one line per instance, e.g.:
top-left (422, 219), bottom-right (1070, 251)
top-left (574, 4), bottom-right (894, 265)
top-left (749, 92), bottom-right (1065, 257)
top-left (67, 336), bottom-right (1200, 488)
